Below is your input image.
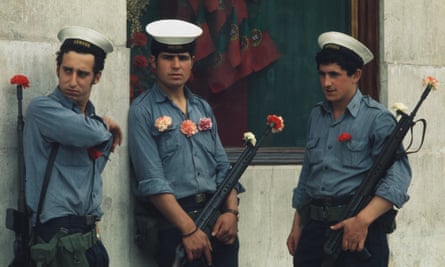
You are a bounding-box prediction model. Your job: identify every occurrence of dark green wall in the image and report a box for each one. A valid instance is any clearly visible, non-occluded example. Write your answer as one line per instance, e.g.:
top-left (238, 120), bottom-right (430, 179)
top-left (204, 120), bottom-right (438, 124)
top-left (248, 1), bottom-right (348, 147)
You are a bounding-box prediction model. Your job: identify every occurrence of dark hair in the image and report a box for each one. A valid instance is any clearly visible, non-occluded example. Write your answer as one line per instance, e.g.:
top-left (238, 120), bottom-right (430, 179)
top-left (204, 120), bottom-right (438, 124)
top-left (56, 39), bottom-right (107, 75)
top-left (315, 47), bottom-right (364, 76)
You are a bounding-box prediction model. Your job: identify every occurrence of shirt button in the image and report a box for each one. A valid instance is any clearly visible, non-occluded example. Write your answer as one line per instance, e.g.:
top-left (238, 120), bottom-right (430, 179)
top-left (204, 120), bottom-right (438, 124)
top-left (321, 187), bottom-right (326, 191)
top-left (197, 172), bottom-right (200, 176)
top-left (328, 145), bottom-right (332, 150)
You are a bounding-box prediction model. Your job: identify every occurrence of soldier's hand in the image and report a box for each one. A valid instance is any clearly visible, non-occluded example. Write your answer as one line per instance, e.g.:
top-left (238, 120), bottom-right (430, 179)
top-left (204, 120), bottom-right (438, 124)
top-left (103, 115), bottom-right (123, 151)
top-left (212, 212), bottom-right (238, 244)
top-left (182, 228), bottom-right (212, 265)
top-left (330, 216), bottom-right (369, 252)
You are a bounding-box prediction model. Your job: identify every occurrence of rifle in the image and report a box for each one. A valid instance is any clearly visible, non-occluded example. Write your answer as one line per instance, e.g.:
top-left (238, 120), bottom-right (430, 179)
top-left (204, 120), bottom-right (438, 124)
top-left (5, 75), bottom-right (33, 267)
top-left (172, 115), bottom-right (284, 267)
top-left (321, 77), bottom-right (438, 267)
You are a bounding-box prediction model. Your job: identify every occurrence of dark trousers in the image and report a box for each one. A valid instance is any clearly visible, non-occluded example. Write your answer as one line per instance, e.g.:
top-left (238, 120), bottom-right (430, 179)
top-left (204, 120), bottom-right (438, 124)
top-left (293, 220), bottom-right (389, 267)
top-left (156, 227), bottom-right (239, 267)
top-left (36, 216), bottom-right (109, 267)
top-left (155, 197), bottom-right (239, 267)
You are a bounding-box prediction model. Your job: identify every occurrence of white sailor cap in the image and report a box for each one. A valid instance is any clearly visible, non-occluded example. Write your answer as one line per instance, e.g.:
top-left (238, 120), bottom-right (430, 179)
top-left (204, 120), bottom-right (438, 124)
top-left (57, 26), bottom-right (113, 54)
top-left (145, 19), bottom-right (202, 55)
top-left (318, 31), bottom-right (373, 65)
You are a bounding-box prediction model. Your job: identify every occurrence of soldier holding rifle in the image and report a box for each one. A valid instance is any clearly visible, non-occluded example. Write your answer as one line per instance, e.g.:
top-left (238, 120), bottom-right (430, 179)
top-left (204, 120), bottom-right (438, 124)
top-left (287, 32), bottom-right (412, 267)
top-left (128, 19), bottom-right (243, 267)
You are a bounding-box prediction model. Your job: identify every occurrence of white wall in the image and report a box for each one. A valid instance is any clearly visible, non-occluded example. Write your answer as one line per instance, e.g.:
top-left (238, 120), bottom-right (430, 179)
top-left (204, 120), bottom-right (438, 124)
top-left (382, 1), bottom-right (445, 266)
top-left (1, 1), bottom-right (445, 266)
top-left (0, 0), bottom-right (140, 266)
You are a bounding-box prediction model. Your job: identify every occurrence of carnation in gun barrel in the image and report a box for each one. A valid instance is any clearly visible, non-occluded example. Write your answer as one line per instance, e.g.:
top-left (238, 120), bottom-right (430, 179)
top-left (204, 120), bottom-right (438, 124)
top-left (243, 132), bottom-right (256, 146)
top-left (267, 114), bottom-right (285, 133)
top-left (422, 76), bottom-right (439, 90)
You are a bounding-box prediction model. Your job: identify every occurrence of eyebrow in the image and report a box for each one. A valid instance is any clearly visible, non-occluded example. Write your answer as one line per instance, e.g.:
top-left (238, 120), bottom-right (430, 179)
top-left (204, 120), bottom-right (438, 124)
top-left (62, 66), bottom-right (92, 76)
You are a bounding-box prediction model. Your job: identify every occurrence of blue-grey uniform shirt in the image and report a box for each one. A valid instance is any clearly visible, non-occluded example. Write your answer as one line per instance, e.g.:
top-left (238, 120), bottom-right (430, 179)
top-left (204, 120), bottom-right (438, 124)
top-left (128, 83), bottom-right (242, 200)
top-left (292, 90), bottom-right (412, 210)
top-left (24, 88), bottom-right (112, 225)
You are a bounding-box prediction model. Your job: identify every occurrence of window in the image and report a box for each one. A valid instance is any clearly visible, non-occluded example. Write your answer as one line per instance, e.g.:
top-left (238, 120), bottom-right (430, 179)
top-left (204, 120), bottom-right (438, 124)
top-left (127, 0), bottom-right (379, 164)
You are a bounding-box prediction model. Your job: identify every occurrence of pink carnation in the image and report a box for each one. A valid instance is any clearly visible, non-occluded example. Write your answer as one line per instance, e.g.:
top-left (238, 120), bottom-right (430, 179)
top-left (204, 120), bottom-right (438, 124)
top-left (198, 117), bottom-right (212, 131)
top-left (181, 120), bottom-right (198, 137)
top-left (154, 116), bottom-right (172, 132)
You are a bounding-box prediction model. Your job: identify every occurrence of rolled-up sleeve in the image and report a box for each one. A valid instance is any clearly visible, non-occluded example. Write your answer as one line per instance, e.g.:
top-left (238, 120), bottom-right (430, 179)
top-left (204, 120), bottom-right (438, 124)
top-left (128, 103), bottom-right (173, 197)
top-left (372, 112), bottom-right (412, 208)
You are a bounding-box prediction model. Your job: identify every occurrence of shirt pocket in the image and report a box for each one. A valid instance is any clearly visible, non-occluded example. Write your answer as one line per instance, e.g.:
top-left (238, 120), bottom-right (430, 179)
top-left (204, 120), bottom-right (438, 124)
top-left (152, 126), bottom-right (180, 158)
top-left (196, 130), bottom-right (216, 156)
top-left (306, 137), bottom-right (323, 166)
top-left (342, 139), bottom-right (369, 168)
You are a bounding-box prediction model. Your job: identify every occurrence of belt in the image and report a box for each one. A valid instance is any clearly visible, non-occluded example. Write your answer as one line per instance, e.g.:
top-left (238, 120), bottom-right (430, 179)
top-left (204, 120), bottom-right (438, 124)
top-left (177, 193), bottom-right (212, 206)
top-left (309, 196), bottom-right (352, 222)
top-left (309, 204), bottom-right (348, 222)
top-left (311, 195), bottom-right (352, 207)
top-left (36, 215), bottom-right (98, 242)
top-left (45, 215), bottom-right (98, 227)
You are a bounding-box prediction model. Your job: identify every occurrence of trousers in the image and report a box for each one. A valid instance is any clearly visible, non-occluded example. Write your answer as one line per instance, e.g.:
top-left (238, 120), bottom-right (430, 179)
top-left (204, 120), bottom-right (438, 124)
top-left (155, 195), bottom-right (239, 267)
top-left (293, 219), bottom-right (388, 267)
top-left (156, 227), bottom-right (239, 267)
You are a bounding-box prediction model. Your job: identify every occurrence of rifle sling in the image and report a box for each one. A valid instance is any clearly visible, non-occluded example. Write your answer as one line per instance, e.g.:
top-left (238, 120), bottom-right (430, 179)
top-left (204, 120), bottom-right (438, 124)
top-left (35, 143), bottom-right (59, 229)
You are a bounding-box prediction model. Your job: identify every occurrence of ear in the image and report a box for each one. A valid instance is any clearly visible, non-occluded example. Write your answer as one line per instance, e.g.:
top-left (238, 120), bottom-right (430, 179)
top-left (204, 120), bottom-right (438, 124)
top-left (93, 71), bottom-right (102, 84)
top-left (149, 55), bottom-right (156, 71)
top-left (352, 69), bottom-right (362, 83)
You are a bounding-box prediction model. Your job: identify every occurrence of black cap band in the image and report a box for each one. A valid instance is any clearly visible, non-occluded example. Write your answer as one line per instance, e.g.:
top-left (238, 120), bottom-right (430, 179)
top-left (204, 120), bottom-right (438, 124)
top-left (61, 38), bottom-right (106, 58)
top-left (151, 39), bottom-right (195, 57)
top-left (322, 44), bottom-right (364, 67)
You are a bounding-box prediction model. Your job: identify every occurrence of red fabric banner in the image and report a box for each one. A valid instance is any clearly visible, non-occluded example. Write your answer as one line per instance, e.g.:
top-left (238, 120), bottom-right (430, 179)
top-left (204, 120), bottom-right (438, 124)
top-left (227, 7), bottom-right (241, 67)
top-left (232, 0), bottom-right (248, 24)
top-left (204, 0), bottom-right (219, 12)
top-left (236, 19), bottom-right (253, 80)
top-left (250, 30), bottom-right (281, 72)
top-left (207, 51), bottom-right (238, 93)
top-left (195, 4), bottom-right (216, 61)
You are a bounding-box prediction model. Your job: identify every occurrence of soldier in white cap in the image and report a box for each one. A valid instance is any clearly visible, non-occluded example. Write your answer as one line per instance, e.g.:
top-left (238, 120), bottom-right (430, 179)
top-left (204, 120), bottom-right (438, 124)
top-left (128, 19), bottom-right (243, 267)
top-left (24, 26), bottom-right (122, 266)
top-left (287, 32), bottom-right (412, 266)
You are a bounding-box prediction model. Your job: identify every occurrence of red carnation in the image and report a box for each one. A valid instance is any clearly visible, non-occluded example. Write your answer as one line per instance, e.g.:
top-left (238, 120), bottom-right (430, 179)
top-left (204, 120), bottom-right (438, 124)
top-left (133, 55), bottom-right (149, 68)
top-left (130, 74), bottom-right (140, 87)
top-left (338, 132), bottom-right (352, 142)
top-left (87, 147), bottom-right (103, 160)
top-left (131, 32), bottom-right (148, 47)
top-left (267, 115), bottom-right (285, 133)
top-left (10, 74), bottom-right (30, 88)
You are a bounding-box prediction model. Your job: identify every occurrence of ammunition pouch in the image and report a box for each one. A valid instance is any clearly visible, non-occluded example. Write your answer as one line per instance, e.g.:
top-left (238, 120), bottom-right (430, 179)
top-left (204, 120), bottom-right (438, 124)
top-left (30, 228), bottom-right (97, 267)
top-left (134, 201), bottom-right (172, 256)
top-left (377, 208), bottom-right (398, 234)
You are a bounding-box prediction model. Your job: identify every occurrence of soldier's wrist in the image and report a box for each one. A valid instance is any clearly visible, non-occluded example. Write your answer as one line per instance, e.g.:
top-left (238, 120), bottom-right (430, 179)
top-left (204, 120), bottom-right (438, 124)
top-left (223, 208), bottom-right (239, 221)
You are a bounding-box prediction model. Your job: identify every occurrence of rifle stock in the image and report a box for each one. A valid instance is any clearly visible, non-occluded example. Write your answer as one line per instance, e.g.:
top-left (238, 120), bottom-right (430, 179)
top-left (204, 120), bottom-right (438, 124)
top-left (322, 83), bottom-right (434, 266)
top-left (172, 116), bottom-right (282, 266)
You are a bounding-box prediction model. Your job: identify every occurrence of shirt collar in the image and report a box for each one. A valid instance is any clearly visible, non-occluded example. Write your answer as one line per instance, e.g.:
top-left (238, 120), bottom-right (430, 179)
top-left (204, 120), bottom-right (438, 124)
top-left (346, 89), bottom-right (362, 118)
top-left (51, 87), bottom-right (96, 115)
top-left (152, 82), bottom-right (198, 105)
top-left (319, 89), bottom-right (363, 118)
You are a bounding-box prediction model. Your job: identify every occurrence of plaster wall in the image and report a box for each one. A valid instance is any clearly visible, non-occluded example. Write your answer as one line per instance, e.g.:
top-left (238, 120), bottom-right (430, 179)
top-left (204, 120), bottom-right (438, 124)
top-left (381, 1), bottom-right (445, 266)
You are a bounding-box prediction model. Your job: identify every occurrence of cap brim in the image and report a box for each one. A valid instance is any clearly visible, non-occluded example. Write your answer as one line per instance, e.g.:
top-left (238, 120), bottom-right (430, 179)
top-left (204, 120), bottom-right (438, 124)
top-left (58, 26), bottom-right (113, 54)
top-left (146, 19), bottom-right (203, 45)
top-left (318, 31), bottom-right (373, 64)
